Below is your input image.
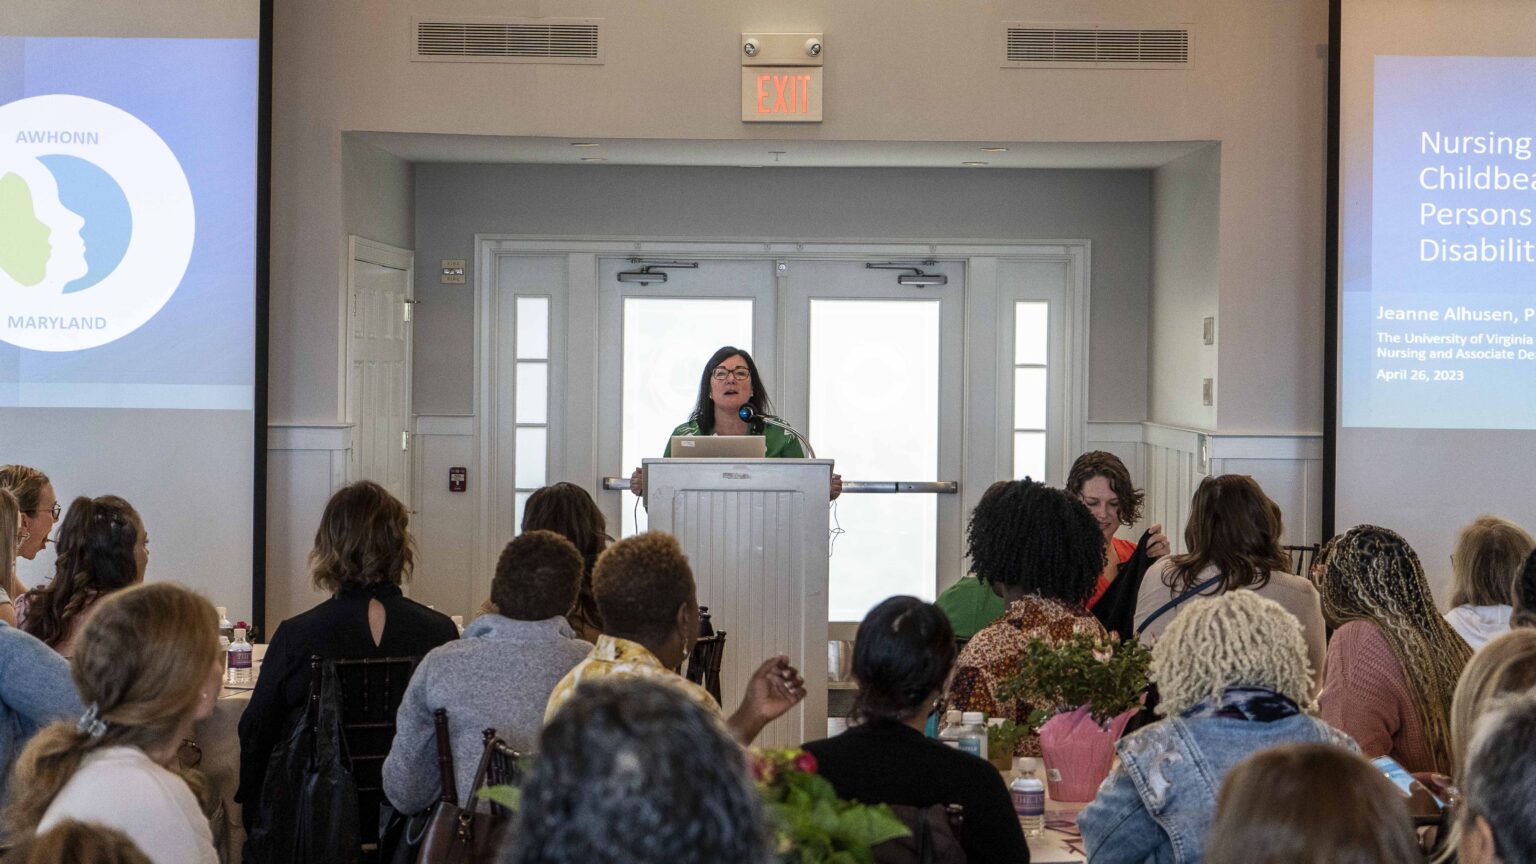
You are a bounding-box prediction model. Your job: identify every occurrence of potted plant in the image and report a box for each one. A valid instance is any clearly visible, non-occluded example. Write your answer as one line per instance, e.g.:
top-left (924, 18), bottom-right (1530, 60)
top-left (997, 632), bottom-right (1152, 802)
top-left (751, 747), bottom-right (911, 864)
top-left (986, 719), bottom-right (1030, 773)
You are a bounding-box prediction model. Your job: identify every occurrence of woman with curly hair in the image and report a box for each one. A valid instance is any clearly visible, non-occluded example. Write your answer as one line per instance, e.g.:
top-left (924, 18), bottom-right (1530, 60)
top-left (1133, 474), bottom-right (1326, 691)
top-left (941, 479), bottom-right (1107, 753)
top-left (511, 678), bottom-right (772, 864)
top-left (18, 495), bottom-right (147, 657)
top-left (1065, 451), bottom-right (1169, 640)
top-left (1317, 524), bottom-right (1472, 775)
top-left (1079, 591), bottom-right (1356, 864)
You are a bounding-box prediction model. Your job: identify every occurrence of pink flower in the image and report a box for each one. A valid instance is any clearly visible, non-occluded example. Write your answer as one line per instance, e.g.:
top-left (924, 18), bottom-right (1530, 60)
top-left (793, 751), bottom-right (819, 774)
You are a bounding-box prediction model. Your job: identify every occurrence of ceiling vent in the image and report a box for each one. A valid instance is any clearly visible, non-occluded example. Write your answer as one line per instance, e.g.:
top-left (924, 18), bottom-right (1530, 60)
top-left (412, 17), bottom-right (603, 64)
top-left (1002, 23), bottom-right (1191, 69)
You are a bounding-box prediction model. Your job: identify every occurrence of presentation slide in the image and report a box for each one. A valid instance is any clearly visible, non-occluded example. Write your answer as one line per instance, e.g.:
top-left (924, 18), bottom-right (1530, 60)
top-left (1, 37), bottom-right (255, 408)
top-left (1334, 0), bottom-right (1536, 604)
top-left (0, 27), bottom-right (261, 620)
top-left (1343, 55), bottom-right (1536, 429)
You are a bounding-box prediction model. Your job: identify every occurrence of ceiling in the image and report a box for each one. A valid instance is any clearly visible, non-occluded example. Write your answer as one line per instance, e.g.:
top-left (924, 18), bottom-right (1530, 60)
top-left (353, 132), bottom-right (1215, 170)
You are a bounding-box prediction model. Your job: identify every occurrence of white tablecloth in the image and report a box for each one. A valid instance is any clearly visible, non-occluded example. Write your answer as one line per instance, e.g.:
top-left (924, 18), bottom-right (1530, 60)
top-left (193, 643), bottom-right (266, 864)
top-left (1026, 800), bottom-right (1088, 863)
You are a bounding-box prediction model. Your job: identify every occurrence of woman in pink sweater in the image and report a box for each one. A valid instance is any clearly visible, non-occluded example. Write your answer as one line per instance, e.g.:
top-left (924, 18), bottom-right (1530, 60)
top-left (1316, 525), bottom-right (1472, 775)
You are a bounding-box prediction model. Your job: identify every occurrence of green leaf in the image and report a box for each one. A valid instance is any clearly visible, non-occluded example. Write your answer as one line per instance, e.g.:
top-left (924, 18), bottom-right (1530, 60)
top-left (476, 784), bottom-right (521, 810)
top-left (835, 805), bottom-right (911, 848)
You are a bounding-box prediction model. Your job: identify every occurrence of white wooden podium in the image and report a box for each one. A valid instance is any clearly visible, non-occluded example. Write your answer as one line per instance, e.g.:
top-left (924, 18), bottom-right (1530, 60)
top-left (642, 457), bottom-right (831, 748)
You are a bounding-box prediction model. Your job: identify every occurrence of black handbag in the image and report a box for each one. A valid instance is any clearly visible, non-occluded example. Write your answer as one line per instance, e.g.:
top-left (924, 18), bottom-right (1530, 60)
top-left (873, 804), bottom-right (966, 864)
top-left (379, 708), bottom-right (456, 864)
top-left (243, 659), bottom-right (362, 864)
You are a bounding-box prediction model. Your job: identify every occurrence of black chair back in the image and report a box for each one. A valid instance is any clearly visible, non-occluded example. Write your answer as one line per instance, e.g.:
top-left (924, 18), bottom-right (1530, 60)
top-left (1284, 544), bottom-right (1322, 578)
top-left (330, 655), bottom-right (421, 861)
top-left (684, 632), bottom-right (727, 704)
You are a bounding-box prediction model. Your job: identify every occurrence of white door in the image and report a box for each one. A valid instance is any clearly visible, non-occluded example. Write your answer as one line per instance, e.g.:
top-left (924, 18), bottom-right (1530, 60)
top-left (781, 259), bottom-right (967, 622)
top-left (347, 238), bottom-right (414, 504)
top-left (596, 257), bottom-right (779, 536)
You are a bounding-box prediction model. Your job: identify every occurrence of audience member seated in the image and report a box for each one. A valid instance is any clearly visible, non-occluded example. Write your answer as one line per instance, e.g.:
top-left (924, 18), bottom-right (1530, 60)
top-left (802, 596), bottom-right (1028, 864)
top-left (1450, 628), bottom-right (1536, 786)
top-left (543, 532), bottom-right (804, 746)
top-left (384, 530), bottom-right (594, 814)
top-left (1066, 451), bottom-right (1169, 640)
top-left (8, 819), bottom-right (154, 864)
top-left (1133, 474), bottom-right (1326, 690)
top-left (1317, 524), bottom-right (1472, 775)
top-left (509, 678), bottom-right (772, 864)
top-left (0, 465), bottom-right (60, 624)
top-left (1512, 548), bottom-right (1536, 630)
top-left (485, 482), bottom-right (610, 642)
top-left (942, 479), bottom-right (1106, 752)
top-left (0, 520), bottom-right (83, 818)
top-left (1443, 516), bottom-right (1534, 651)
top-left (1456, 692), bottom-right (1536, 864)
top-left (1079, 591), bottom-right (1356, 864)
top-left (0, 489), bottom-right (25, 627)
top-left (236, 480), bottom-right (458, 826)
top-left (933, 574), bottom-right (1004, 643)
top-left (6, 583), bottom-right (223, 864)
top-left (18, 495), bottom-right (148, 657)
top-left (1204, 743), bottom-right (1421, 864)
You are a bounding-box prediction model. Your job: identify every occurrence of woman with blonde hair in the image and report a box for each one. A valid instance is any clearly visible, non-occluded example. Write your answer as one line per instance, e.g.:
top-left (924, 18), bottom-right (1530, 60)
top-left (8, 820), bottom-right (153, 864)
top-left (0, 465), bottom-right (60, 623)
top-left (236, 481), bottom-right (457, 829)
top-left (0, 488), bottom-right (21, 626)
top-left (1449, 628), bottom-right (1536, 780)
top-left (1080, 591), bottom-right (1355, 864)
top-left (1318, 524), bottom-right (1472, 775)
top-left (5, 582), bottom-right (223, 864)
top-left (1133, 474), bottom-right (1327, 689)
top-left (1444, 516), bottom-right (1534, 650)
top-left (19, 495), bottom-right (148, 657)
top-left (1204, 744), bottom-right (1420, 864)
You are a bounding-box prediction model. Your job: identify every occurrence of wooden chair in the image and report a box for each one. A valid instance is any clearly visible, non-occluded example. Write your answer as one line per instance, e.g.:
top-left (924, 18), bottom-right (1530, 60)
top-left (329, 655), bottom-right (421, 862)
top-left (684, 632), bottom-right (728, 704)
top-left (1283, 544), bottom-right (1321, 578)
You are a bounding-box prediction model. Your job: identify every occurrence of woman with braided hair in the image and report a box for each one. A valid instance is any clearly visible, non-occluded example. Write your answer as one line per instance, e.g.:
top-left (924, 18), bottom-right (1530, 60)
top-left (1317, 524), bottom-right (1472, 775)
top-left (17, 495), bottom-right (148, 658)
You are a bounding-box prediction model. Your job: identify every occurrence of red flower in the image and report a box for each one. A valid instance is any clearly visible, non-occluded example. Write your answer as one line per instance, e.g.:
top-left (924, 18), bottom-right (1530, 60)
top-left (793, 751), bottom-right (818, 774)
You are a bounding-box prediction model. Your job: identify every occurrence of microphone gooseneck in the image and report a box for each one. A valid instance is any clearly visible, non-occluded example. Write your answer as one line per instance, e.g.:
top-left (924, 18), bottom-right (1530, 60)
top-left (736, 404), bottom-right (816, 458)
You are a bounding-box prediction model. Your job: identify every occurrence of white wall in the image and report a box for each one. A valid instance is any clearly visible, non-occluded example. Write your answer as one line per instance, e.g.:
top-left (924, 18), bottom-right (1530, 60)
top-left (343, 135), bottom-right (415, 252)
top-left (410, 164), bottom-right (1152, 420)
top-left (1150, 145), bottom-right (1220, 430)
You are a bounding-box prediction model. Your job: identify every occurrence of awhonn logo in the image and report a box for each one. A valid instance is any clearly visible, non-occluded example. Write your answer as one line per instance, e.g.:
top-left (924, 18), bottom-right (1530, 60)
top-left (0, 94), bottom-right (195, 351)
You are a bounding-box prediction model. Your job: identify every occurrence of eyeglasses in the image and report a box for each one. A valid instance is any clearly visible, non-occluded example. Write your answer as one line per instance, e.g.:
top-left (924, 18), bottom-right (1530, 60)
top-left (711, 368), bottom-right (752, 382)
top-left (29, 503), bottom-right (61, 520)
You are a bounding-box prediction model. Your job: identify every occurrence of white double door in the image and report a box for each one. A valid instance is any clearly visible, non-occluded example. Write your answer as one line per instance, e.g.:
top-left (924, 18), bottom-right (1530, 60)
top-left (595, 256), bottom-right (964, 621)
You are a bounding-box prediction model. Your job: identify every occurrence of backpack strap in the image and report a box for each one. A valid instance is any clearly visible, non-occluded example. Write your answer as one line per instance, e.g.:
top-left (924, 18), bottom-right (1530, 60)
top-left (1136, 574), bottom-right (1223, 636)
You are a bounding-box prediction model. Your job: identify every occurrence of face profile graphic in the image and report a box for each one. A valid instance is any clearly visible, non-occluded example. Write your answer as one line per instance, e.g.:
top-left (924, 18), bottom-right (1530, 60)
top-left (0, 155), bottom-right (88, 295)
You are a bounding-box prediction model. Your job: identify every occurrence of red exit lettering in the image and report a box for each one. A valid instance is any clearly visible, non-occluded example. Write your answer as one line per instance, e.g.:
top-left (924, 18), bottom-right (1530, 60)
top-left (755, 74), bottom-right (812, 114)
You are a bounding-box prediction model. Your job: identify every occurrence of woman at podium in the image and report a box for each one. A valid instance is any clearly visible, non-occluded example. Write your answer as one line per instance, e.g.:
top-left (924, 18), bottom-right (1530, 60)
top-left (630, 346), bottom-right (840, 497)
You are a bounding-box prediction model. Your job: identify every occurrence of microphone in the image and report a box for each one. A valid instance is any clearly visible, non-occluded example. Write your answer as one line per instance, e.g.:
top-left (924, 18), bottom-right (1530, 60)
top-left (737, 405), bottom-right (817, 458)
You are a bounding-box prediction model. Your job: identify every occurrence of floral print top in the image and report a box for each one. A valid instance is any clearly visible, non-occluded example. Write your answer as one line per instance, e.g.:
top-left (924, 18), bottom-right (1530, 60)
top-left (544, 634), bottom-right (719, 723)
top-left (942, 594), bottom-right (1106, 755)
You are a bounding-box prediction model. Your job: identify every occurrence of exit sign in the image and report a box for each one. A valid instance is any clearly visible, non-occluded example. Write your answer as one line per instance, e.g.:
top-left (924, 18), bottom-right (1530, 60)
top-left (741, 68), bottom-right (822, 122)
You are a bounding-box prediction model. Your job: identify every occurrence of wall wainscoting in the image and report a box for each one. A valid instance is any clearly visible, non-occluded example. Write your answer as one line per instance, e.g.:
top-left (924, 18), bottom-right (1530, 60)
top-left (265, 424), bottom-right (353, 627)
top-left (1086, 421), bottom-right (1324, 555)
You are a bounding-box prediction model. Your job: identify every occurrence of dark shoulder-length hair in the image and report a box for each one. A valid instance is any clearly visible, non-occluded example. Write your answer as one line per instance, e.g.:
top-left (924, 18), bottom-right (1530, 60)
top-left (522, 482), bottom-right (611, 560)
top-left (1163, 474), bottom-right (1291, 593)
top-left (308, 481), bottom-right (414, 592)
top-left (24, 496), bottom-right (142, 649)
top-left (850, 596), bottom-right (956, 724)
top-left (689, 346), bottom-right (772, 434)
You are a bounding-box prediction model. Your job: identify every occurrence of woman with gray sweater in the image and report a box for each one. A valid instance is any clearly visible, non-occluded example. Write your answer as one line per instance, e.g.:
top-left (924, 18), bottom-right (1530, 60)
top-left (383, 530), bottom-right (593, 811)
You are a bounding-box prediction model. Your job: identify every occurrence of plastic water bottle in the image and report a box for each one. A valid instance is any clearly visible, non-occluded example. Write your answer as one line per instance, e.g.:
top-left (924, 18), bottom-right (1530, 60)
top-left (937, 710), bottom-right (964, 748)
top-left (216, 606), bottom-right (234, 645)
top-left (227, 627), bottom-right (253, 686)
top-left (956, 711), bottom-right (989, 760)
top-left (1011, 757), bottom-right (1046, 839)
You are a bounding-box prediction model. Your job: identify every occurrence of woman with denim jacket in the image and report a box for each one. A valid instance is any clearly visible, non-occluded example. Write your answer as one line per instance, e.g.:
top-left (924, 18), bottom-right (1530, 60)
top-left (1079, 591), bottom-right (1357, 864)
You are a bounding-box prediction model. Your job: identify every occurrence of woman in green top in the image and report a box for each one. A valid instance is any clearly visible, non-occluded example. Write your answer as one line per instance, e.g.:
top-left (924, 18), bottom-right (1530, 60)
top-left (630, 346), bottom-right (840, 496)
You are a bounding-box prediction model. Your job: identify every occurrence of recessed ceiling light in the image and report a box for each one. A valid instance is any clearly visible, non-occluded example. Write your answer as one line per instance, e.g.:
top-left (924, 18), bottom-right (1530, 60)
top-left (962, 161), bottom-right (988, 167)
top-left (570, 142), bottom-right (600, 147)
top-left (980, 147), bottom-right (1009, 153)
top-left (580, 157), bottom-right (607, 162)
